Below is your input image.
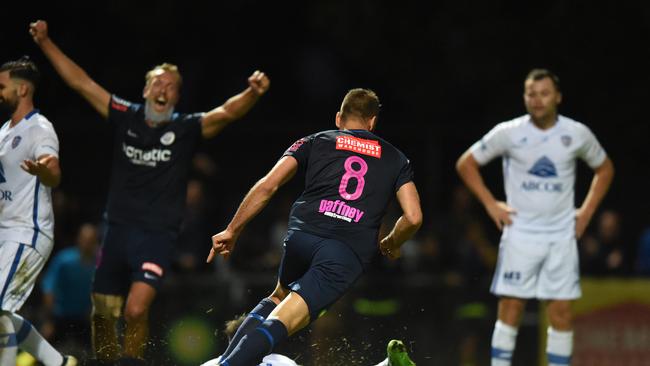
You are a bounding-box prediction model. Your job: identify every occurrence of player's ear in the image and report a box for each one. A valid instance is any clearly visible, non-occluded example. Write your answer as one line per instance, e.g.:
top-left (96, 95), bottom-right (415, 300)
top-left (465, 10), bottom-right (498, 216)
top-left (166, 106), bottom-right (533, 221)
top-left (368, 116), bottom-right (377, 131)
top-left (335, 111), bottom-right (342, 129)
top-left (556, 92), bottom-right (562, 105)
top-left (17, 82), bottom-right (30, 98)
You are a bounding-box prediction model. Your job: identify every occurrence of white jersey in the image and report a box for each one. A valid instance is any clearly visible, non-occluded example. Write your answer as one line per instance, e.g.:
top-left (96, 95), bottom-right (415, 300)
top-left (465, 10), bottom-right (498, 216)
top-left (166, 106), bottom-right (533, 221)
top-left (0, 110), bottom-right (58, 254)
top-left (471, 115), bottom-right (606, 236)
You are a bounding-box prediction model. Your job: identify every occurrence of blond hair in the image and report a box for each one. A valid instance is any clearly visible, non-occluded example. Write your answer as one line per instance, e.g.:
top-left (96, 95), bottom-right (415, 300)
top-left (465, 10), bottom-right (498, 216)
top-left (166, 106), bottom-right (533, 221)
top-left (145, 63), bottom-right (182, 88)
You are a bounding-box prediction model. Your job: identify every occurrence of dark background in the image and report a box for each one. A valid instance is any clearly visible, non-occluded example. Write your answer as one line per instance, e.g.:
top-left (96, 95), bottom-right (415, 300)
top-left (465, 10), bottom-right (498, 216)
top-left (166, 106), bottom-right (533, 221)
top-left (3, 1), bottom-right (650, 365)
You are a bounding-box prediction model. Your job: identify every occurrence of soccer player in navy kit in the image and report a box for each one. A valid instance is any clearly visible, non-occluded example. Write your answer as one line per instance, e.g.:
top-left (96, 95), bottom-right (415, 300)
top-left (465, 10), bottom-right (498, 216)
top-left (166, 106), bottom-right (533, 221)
top-left (206, 89), bottom-right (423, 366)
top-left (30, 20), bottom-right (270, 365)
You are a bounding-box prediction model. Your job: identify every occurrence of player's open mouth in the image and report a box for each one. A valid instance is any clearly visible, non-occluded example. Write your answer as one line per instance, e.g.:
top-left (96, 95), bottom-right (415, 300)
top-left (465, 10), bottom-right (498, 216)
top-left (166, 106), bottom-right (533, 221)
top-left (155, 98), bottom-right (167, 107)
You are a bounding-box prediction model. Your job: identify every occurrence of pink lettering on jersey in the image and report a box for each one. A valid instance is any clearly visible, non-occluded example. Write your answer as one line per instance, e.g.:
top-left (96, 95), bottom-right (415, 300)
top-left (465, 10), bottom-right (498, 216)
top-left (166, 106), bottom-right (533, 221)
top-left (288, 138), bottom-right (307, 152)
top-left (318, 199), bottom-right (365, 223)
top-left (336, 136), bottom-right (382, 158)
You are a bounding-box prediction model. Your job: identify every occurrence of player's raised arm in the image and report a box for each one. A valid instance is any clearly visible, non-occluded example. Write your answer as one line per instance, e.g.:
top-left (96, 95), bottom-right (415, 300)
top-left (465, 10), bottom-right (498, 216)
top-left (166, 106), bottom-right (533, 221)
top-left (30, 20), bottom-right (111, 118)
top-left (379, 182), bottom-right (423, 260)
top-left (207, 155), bottom-right (296, 262)
top-left (200, 70), bottom-right (270, 139)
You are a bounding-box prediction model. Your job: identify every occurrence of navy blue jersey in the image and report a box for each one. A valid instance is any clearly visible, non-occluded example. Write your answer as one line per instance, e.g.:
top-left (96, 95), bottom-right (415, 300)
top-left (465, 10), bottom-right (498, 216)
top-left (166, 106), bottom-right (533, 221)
top-left (104, 95), bottom-right (202, 231)
top-left (283, 129), bottom-right (413, 265)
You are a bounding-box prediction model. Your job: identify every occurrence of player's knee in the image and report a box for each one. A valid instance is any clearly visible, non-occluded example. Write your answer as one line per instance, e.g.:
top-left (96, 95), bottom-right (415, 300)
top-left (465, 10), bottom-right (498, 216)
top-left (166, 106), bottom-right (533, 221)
top-left (124, 303), bottom-right (149, 324)
top-left (499, 297), bottom-right (526, 326)
top-left (92, 293), bottom-right (124, 321)
top-left (548, 303), bottom-right (573, 330)
top-left (269, 284), bottom-right (290, 303)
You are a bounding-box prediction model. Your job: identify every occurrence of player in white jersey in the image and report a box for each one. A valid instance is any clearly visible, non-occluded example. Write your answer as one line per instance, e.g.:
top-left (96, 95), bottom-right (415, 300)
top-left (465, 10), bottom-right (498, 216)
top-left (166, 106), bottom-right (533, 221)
top-left (456, 69), bottom-right (614, 366)
top-left (0, 57), bottom-right (76, 366)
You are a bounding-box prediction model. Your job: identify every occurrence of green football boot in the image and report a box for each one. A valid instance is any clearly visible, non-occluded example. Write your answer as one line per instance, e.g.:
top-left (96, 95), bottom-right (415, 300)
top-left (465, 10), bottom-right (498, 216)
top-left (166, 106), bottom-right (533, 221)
top-left (387, 339), bottom-right (416, 366)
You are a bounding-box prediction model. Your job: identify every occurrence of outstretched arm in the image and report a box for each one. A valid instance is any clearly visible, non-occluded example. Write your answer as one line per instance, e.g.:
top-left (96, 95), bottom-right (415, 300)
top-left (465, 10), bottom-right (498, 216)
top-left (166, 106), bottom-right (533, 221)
top-left (30, 20), bottom-right (111, 118)
top-left (456, 149), bottom-right (515, 230)
top-left (379, 182), bottom-right (423, 260)
top-left (576, 157), bottom-right (614, 238)
top-left (200, 70), bottom-right (270, 139)
top-left (207, 156), bottom-right (296, 262)
top-left (21, 154), bottom-right (61, 187)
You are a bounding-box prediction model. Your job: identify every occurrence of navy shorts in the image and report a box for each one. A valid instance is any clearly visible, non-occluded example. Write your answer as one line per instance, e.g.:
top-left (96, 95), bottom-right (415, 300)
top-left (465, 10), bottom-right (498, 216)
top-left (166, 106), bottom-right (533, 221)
top-left (279, 230), bottom-right (364, 322)
top-left (93, 222), bottom-right (177, 295)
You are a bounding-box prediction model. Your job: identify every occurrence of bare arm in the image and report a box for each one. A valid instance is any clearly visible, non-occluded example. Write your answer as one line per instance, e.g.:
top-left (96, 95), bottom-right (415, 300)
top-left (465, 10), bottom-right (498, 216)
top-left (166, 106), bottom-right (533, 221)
top-left (456, 149), bottom-right (515, 230)
top-left (21, 154), bottom-right (61, 187)
top-left (201, 70), bottom-right (270, 139)
top-left (30, 20), bottom-right (111, 118)
top-left (379, 182), bottom-right (423, 259)
top-left (575, 157), bottom-right (615, 238)
top-left (207, 156), bottom-right (296, 262)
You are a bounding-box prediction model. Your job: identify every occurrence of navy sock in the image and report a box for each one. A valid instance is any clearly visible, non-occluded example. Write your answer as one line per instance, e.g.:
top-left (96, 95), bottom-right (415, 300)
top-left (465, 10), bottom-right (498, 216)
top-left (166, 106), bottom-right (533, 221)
top-left (221, 298), bottom-right (277, 359)
top-left (220, 319), bottom-right (288, 366)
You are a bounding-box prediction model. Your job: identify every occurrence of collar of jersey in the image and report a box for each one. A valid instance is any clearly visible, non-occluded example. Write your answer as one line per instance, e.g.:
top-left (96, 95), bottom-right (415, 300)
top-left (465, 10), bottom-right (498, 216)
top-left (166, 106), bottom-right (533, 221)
top-left (24, 109), bottom-right (39, 121)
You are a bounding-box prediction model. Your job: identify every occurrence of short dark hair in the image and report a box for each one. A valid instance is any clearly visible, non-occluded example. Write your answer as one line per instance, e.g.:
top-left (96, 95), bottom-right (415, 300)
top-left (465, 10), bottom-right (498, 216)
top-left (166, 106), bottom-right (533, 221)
top-left (0, 56), bottom-right (40, 88)
top-left (526, 68), bottom-right (560, 92)
top-left (340, 88), bottom-right (381, 121)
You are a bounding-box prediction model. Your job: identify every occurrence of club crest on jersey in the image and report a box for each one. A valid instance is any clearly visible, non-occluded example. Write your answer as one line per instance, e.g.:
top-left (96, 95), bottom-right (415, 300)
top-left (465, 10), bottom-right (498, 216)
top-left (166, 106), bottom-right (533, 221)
top-left (561, 135), bottom-right (572, 147)
top-left (11, 136), bottom-right (21, 149)
top-left (160, 131), bottom-right (175, 146)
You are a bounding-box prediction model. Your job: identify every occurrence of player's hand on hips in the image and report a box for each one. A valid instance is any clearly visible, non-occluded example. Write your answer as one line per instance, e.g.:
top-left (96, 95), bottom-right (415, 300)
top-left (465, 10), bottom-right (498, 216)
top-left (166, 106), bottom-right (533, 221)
top-left (575, 207), bottom-right (592, 239)
top-left (380, 236), bottom-right (401, 260)
top-left (248, 70), bottom-right (270, 96)
top-left (29, 20), bottom-right (49, 43)
top-left (486, 200), bottom-right (515, 231)
top-left (20, 156), bottom-right (53, 177)
top-left (206, 229), bottom-right (237, 263)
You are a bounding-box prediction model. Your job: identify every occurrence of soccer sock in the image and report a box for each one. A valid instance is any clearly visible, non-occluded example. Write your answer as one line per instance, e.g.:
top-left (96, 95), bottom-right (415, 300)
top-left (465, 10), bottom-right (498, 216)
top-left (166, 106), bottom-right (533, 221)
top-left (221, 298), bottom-right (277, 359)
top-left (7, 312), bottom-right (64, 366)
top-left (491, 320), bottom-right (518, 366)
top-left (546, 327), bottom-right (573, 366)
top-left (220, 318), bottom-right (288, 366)
top-left (0, 314), bottom-right (17, 366)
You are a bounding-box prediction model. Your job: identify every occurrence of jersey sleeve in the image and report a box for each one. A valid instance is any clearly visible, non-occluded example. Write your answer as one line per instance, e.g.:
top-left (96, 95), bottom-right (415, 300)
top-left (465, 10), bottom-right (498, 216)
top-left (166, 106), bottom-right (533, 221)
top-left (180, 112), bottom-right (204, 141)
top-left (576, 124), bottom-right (607, 168)
top-left (107, 95), bottom-right (138, 126)
top-left (282, 135), bottom-right (313, 167)
top-left (470, 122), bottom-right (510, 165)
top-left (394, 156), bottom-right (414, 191)
top-left (31, 122), bottom-right (59, 159)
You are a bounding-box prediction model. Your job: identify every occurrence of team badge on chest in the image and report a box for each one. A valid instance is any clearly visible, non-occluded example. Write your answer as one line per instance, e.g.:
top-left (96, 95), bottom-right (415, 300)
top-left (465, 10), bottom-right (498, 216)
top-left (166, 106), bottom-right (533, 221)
top-left (160, 131), bottom-right (175, 146)
top-left (561, 135), bottom-right (572, 147)
top-left (11, 136), bottom-right (22, 149)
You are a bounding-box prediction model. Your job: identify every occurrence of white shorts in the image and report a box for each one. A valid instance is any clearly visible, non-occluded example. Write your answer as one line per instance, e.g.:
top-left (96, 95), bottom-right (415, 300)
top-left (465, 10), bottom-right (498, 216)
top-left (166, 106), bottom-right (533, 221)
top-left (0, 240), bottom-right (52, 312)
top-left (490, 230), bottom-right (581, 300)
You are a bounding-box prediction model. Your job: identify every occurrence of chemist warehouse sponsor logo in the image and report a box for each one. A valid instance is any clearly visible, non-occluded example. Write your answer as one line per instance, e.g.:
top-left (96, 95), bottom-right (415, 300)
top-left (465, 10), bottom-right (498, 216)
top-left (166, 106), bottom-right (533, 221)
top-left (336, 136), bottom-right (381, 158)
top-left (122, 143), bottom-right (171, 167)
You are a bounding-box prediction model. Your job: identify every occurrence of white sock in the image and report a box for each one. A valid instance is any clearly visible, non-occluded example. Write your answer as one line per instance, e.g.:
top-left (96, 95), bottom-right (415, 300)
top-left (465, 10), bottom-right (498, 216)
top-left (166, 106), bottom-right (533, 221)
top-left (547, 327), bottom-right (573, 366)
top-left (0, 314), bottom-right (17, 365)
top-left (7, 312), bottom-right (63, 366)
top-left (491, 320), bottom-right (518, 366)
